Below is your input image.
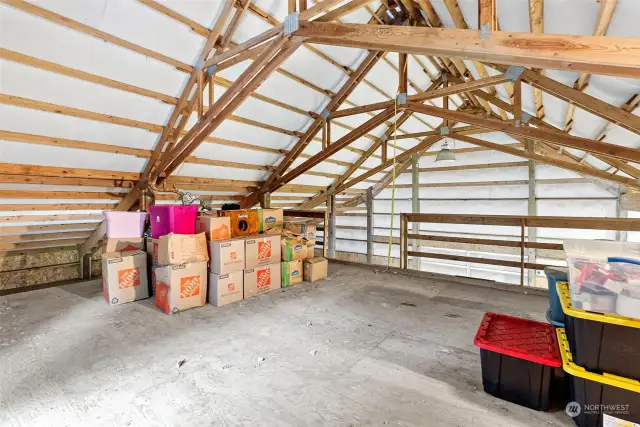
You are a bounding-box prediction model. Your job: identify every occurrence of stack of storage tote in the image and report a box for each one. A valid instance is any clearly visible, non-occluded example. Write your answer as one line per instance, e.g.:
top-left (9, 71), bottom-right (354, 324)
top-left (556, 281), bottom-right (640, 426)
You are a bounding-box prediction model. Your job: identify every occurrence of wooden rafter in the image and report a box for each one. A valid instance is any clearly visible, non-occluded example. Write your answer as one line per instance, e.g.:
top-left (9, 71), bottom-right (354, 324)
top-left (294, 21), bottom-right (640, 77)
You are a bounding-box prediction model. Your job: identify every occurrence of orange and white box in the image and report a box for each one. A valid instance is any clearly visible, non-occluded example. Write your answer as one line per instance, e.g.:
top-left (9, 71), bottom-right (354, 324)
top-left (154, 261), bottom-right (208, 314)
top-left (209, 270), bottom-right (243, 307)
top-left (244, 235), bottom-right (281, 269)
top-left (209, 238), bottom-right (245, 275)
top-left (244, 262), bottom-right (281, 299)
top-left (101, 251), bottom-right (149, 306)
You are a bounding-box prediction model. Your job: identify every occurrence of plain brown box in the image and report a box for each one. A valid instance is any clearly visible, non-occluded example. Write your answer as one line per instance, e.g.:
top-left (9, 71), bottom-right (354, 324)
top-left (260, 208), bottom-right (283, 235)
top-left (209, 238), bottom-right (245, 275)
top-left (208, 270), bottom-right (243, 307)
top-left (244, 262), bottom-right (281, 298)
top-left (101, 250), bottom-right (149, 306)
top-left (156, 233), bottom-right (209, 265)
top-left (154, 261), bottom-right (208, 314)
top-left (303, 257), bottom-right (328, 282)
top-left (245, 234), bottom-right (281, 269)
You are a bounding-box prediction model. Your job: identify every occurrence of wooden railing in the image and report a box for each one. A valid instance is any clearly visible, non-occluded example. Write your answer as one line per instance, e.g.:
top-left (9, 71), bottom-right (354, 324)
top-left (399, 213), bottom-right (640, 286)
top-left (284, 209), bottom-right (329, 257)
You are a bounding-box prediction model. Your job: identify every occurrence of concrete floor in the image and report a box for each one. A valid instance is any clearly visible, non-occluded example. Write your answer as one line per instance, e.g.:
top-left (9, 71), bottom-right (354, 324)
top-left (0, 263), bottom-right (573, 427)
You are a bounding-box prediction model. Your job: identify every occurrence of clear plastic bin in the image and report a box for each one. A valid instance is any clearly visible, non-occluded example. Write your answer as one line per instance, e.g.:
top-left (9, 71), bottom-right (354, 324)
top-left (563, 239), bottom-right (640, 319)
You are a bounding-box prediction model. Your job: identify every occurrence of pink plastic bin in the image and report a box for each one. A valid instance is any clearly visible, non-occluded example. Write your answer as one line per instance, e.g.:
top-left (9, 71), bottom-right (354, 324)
top-left (103, 211), bottom-right (148, 238)
top-left (148, 205), bottom-right (197, 238)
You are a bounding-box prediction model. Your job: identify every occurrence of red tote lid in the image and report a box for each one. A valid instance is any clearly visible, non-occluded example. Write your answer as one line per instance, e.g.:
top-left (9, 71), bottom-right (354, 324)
top-left (474, 312), bottom-right (562, 367)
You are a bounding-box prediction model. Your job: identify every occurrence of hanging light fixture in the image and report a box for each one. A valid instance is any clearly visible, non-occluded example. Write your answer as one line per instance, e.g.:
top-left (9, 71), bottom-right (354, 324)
top-left (435, 137), bottom-right (456, 163)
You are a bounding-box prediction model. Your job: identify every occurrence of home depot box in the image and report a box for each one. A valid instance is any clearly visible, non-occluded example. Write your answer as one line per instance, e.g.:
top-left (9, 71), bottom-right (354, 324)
top-left (282, 259), bottom-right (303, 288)
top-left (156, 232), bottom-right (209, 265)
top-left (209, 238), bottom-right (245, 274)
top-left (304, 257), bottom-right (328, 282)
top-left (259, 209), bottom-right (283, 235)
top-left (208, 270), bottom-right (243, 307)
top-left (154, 261), bottom-right (207, 314)
top-left (104, 237), bottom-right (145, 253)
top-left (285, 220), bottom-right (316, 241)
top-left (195, 215), bottom-right (231, 241)
top-left (101, 251), bottom-right (149, 306)
top-left (245, 235), bottom-right (281, 269)
top-left (244, 262), bottom-right (281, 298)
top-left (218, 209), bottom-right (259, 237)
top-left (281, 237), bottom-right (307, 261)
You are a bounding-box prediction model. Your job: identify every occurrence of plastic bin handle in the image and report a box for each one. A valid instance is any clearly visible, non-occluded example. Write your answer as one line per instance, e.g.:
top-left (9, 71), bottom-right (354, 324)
top-left (608, 257), bottom-right (640, 266)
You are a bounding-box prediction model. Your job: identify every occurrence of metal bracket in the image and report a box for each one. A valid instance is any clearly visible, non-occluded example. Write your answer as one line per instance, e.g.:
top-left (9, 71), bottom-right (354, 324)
top-left (319, 107), bottom-right (332, 122)
top-left (514, 120), bottom-right (521, 128)
top-left (284, 12), bottom-right (300, 35)
top-left (206, 64), bottom-right (217, 77)
top-left (396, 92), bottom-right (407, 105)
top-left (480, 24), bottom-right (490, 40)
top-left (506, 65), bottom-right (525, 82)
top-left (440, 126), bottom-right (450, 135)
top-left (379, 134), bottom-right (389, 143)
top-left (441, 72), bottom-right (448, 83)
top-left (522, 112), bottom-right (533, 124)
top-left (194, 57), bottom-right (206, 73)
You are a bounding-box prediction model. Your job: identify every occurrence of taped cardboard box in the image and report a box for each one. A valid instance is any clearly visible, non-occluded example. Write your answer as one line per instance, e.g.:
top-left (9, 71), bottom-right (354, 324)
top-left (245, 235), bottom-right (281, 269)
top-left (282, 259), bottom-right (303, 288)
top-left (304, 257), bottom-right (328, 282)
top-left (195, 214), bottom-right (231, 241)
top-left (105, 237), bottom-right (145, 253)
top-left (302, 238), bottom-right (316, 259)
top-left (209, 238), bottom-right (245, 275)
top-left (285, 220), bottom-right (316, 241)
top-left (245, 262), bottom-right (281, 298)
top-left (218, 209), bottom-right (259, 237)
top-left (209, 270), bottom-right (243, 307)
top-left (154, 261), bottom-right (207, 314)
top-left (281, 237), bottom-right (307, 261)
top-left (259, 209), bottom-right (283, 235)
top-left (156, 232), bottom-right (209, 265)
top-left (101, 251), bottom-right (149, 306)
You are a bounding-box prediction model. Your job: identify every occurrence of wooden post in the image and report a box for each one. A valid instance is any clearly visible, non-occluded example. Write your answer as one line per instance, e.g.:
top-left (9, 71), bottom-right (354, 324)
top-left (322, 120), bottom-right (327, 150)
top-left (411, 153), bottom-right (420, 269)
top-left (289, 0), bottom-right (297, 13)
top-left (527, 140), bottom-right (537, 287)
top-left (197, 71), bottom-right (204, 118)
top-left (398, 53), bottom-right (408, 94)
top-left (327, 193), bottom-right (336, 258)
top-left (513, 76), bottom-right (522, 125)
top-left (520, 219), bottom-right (525, 287)
top-left (299, 0), bottom-right (307, 11)
top-left (479, 0), bottom-right (498, 31)
top-left (208, 71), bottom-right (215, 107)
top-left (259, 192), bottom-right (271, 209)
top-left (323, 210), bottom-right (329, 257)
top-left (616, 191), bottom-right (629, 242)
top-left (366, 187), bottom-right (374, 264)
top-left (382, 139), bottom-right (387, 162)
top-left (401, 214), bottom-right (409, 269)
top-left (326, 119), bottom-right (331, 146)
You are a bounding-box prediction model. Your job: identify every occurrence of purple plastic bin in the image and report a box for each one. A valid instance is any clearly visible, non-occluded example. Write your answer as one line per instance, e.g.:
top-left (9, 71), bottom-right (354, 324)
top-left (148, 205), bottom-right (198, 238)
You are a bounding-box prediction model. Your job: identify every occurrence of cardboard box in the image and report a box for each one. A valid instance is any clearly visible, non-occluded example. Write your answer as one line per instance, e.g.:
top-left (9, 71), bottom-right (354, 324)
top-left (156, 233), bottom-right (209, 265)
top-left (285, 220), bottom-right (316, 241)
top-left (304, 257), bottom-right (328, 282)
top-left (245, 235), bottom-right (281, 269)
top-left (208, 270), bottom-right (243, 307)
top-left (195, 215), bottom-right (231, 241)
top-left (146, 237), bottom-right (159, 264)
top-left (259, 209), bottom-right (283, 235)
top-left (244, 262), bottom-right (281, 298)
top-left (104, 237), bottom-right (145, 253)
top-left (281, 237), bottom-right (307, 261)
top-left (218, 209), bottom-right (259, 237)
top-left (154, 261), bottom-right (207, 314)
top-left (209, 238), bottom-right (245, 274)
top-left (281, 259), bottom-right (303, 288)
top-left (101, 251), bottom-right (149, 305)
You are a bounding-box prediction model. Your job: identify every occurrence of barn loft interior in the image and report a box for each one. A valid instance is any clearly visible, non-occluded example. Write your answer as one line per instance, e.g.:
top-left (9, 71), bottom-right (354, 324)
top-left (1, 0), bottom-right (639, 426)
